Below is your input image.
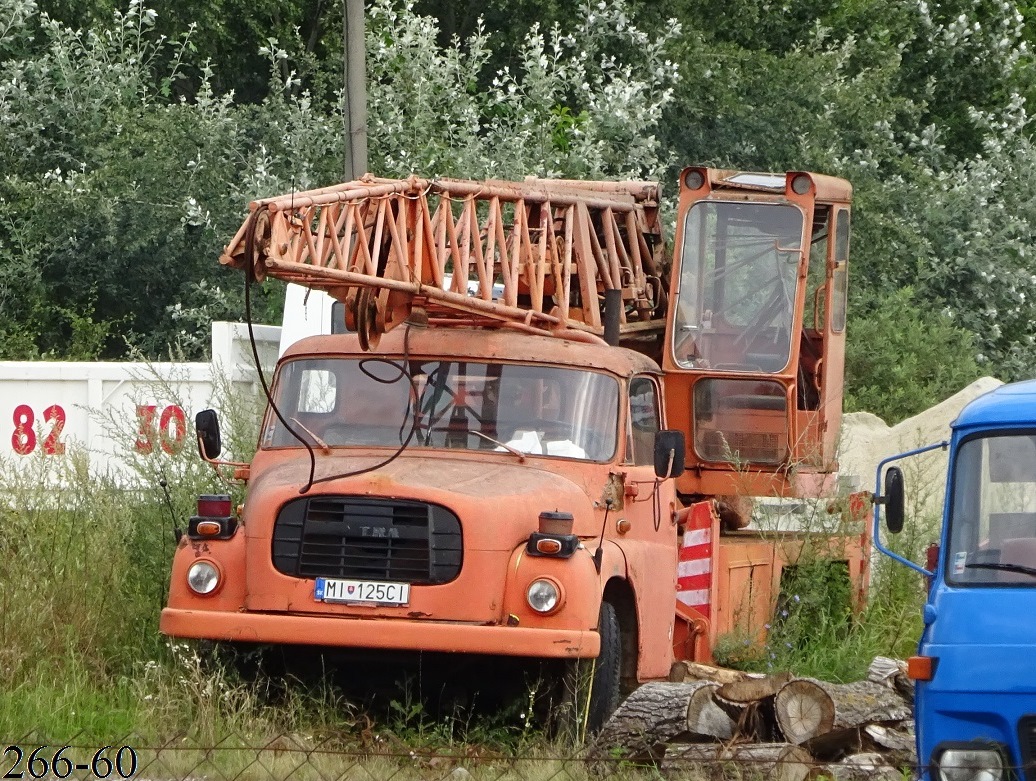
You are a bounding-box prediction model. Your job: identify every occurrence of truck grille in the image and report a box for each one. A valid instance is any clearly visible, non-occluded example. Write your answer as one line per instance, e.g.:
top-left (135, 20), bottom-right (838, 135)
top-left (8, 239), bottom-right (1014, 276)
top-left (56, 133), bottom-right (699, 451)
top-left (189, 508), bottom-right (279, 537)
top-left (272, 497), bottom-right (462, 584)
top-left (1018, 715), bottom-right (1036, 780)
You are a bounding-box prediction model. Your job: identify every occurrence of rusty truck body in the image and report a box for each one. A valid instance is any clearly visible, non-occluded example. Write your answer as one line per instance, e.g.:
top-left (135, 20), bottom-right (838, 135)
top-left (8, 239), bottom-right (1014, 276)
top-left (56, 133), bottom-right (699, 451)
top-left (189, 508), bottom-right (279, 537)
top-left (160, 168), bottom-right (867, 729)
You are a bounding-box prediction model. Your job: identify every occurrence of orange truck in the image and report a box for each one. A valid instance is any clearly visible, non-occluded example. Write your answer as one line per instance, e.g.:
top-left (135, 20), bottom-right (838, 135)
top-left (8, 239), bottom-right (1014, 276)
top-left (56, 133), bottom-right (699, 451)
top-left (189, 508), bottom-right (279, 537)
top-left (160, 169), bottom-right (867, 730)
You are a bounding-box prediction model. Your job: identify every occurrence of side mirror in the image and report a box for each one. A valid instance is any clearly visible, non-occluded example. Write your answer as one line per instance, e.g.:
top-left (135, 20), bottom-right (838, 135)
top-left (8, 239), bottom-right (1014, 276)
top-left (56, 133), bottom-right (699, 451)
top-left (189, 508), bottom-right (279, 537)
top-left (195, 409), bottom-right (222, 460)
top-left (654, 430), bottom-right (686, 479)
top-left (883, 466), bottom-right (905, 534)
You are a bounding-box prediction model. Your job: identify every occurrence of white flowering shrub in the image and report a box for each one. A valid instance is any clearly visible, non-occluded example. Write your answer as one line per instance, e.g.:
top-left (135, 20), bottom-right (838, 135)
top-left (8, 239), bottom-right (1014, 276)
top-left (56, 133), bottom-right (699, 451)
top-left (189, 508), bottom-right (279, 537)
top-left (365, 0), bottom-right (679, 180)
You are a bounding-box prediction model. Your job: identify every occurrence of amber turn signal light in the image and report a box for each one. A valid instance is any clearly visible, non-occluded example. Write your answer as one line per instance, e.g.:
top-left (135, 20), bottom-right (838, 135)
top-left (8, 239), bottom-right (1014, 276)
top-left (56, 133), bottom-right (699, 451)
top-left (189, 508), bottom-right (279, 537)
top-left (907, 655), bottom-right (935, 681)
top-left (535, 538), bottom-right (563, 555)
top-left (195, 520), bottom-right (222, 537)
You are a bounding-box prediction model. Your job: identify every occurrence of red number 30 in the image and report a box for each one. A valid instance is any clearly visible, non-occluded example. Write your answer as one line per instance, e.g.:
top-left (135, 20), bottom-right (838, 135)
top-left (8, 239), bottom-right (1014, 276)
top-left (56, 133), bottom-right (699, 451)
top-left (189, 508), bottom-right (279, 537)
top-left (135, 404), bottom-right (187, 454)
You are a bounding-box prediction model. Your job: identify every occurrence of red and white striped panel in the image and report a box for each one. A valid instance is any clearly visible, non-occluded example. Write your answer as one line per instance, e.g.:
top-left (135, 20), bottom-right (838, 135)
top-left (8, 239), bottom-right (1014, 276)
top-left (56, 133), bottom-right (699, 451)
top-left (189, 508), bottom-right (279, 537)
top-left (677, 502), bottom-right (713, 615)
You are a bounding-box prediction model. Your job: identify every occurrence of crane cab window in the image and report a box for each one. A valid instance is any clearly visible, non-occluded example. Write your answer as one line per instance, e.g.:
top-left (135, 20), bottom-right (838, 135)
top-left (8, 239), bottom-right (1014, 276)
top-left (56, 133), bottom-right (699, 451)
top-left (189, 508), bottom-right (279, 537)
top-left (673, 201), bottom-right (805, 374)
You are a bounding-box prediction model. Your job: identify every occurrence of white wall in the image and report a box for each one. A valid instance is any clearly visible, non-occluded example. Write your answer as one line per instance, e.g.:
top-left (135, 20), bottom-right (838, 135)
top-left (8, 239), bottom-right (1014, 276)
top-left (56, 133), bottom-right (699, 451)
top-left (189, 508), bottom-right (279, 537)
top-left (0, 322), bottom-right (280, 479)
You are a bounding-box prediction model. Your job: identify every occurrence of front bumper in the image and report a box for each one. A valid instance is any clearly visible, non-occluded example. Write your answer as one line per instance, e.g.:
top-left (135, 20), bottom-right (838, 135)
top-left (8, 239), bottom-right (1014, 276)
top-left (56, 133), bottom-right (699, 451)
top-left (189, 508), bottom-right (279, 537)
top-left (160, 607), bottom-right (600, 658)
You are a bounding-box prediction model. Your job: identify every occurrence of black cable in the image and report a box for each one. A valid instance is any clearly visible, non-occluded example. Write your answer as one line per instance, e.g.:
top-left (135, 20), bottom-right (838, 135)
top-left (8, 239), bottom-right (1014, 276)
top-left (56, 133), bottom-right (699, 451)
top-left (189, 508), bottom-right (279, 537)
top-left (240, 208), bottom-right (427, 491)
top-left (653, 478), bottom-right (662, 532)
top-left (308, 340), bottom-right (423, 486)
top-left (242, 208), bottom-right (318, 493)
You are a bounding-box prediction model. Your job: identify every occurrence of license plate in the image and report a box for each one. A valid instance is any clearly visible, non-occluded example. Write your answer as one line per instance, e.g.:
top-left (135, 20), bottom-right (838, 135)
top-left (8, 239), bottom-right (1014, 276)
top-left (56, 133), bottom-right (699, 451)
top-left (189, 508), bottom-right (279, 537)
top-left (314, 577), bottom-right (411, 606)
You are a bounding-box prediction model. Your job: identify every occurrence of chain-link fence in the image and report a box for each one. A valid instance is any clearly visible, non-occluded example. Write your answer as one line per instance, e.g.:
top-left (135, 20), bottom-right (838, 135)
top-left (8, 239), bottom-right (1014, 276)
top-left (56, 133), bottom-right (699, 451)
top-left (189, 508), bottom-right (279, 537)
top-left (0, 733), bottom-right (934, 781)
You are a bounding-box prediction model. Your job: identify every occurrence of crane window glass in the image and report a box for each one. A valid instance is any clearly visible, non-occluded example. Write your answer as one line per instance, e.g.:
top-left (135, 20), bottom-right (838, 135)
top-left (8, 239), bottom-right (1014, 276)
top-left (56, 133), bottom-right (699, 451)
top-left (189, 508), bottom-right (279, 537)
top-left (674, 202), bottom-right (805, 374)
top-left (628, 377), bottom-right (661, 465)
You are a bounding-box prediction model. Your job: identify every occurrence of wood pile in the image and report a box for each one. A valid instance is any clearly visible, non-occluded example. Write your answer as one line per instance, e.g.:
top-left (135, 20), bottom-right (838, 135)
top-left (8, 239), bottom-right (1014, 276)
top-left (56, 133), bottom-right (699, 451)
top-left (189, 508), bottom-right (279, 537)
top-left (589, 657), bottom-right (915, 779)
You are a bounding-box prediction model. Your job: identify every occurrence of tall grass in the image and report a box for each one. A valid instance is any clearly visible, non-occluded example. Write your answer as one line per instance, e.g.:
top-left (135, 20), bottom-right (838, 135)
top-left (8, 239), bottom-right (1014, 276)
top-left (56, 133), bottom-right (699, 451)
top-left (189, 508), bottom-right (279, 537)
top-left (713, 485), bottom-right (935, 682)
top-left (0, 370), bottom-right (275, 742)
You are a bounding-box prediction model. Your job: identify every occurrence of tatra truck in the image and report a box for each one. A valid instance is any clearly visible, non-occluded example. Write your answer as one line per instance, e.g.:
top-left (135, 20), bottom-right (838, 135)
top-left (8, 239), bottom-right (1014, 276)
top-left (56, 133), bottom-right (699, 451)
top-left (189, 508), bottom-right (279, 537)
top-left (160, 169), bottom-right (867, 730)
top-left (876, 381), bottom-right (1036, 780)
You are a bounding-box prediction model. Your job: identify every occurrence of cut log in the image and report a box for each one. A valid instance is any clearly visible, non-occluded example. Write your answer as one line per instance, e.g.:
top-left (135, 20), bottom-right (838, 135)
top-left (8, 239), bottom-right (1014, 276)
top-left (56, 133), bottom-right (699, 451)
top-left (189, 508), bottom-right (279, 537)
top-left (863, 722), bottom-right (915, 753)
top-left (863, 722), bottom-right (917, 767)
top-left (714, 697), bottom-right (774, 742)
top-left (590, 681), bottom-right (712, 760)
top-left (717, 671), bottom-right (793, 703)
top-left (707, 672), bottom-right (792, 742)
top-left (668, 660), bottom-right (751, 685)
top-left (866, 656), bottom-right (904, 684)
top-left (685, 682), bottom-right (736, 740)
top-left (822, 752), bottom-right (903, 781)
top-left (662, 742), bottom-right (812, 781)
top-left (774, 678), bottom-right (835, 744)
top-left (802, 726), bottom-right (862, 761)
top-left (867, 655), bottom-right (916, 702)
top-left (774, 678), bottom-right (912, 744)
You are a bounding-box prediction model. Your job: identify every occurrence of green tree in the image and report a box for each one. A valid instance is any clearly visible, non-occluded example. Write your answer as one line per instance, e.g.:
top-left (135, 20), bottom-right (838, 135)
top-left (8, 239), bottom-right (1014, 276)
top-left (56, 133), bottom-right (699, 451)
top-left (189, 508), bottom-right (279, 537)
top-left (844, 287), bottom-right (983, 424)
top-left (0, 0), bottom-right (679, 359)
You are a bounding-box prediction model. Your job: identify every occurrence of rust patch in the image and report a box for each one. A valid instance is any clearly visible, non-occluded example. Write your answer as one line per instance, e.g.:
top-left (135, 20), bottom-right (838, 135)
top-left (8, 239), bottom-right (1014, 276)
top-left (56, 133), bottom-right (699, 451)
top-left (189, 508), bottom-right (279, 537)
top-left (601, 472), bottom-right (626, 510)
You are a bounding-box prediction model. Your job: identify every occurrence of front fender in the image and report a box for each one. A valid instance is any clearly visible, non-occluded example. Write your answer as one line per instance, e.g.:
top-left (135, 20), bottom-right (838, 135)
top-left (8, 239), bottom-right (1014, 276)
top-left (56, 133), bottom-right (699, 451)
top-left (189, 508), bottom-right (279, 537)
top-left (500, 539), bottom-right (625, 655)
top-left (165, 530), bottom-right (248, 614)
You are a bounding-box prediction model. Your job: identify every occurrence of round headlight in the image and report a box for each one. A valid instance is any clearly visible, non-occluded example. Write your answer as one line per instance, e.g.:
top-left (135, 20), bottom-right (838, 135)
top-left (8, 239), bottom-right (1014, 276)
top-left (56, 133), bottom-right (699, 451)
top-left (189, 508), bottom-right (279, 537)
top-left (527, 579), bottom-right (561, 613)
top-left (187, 561), bottom-right (220, 595)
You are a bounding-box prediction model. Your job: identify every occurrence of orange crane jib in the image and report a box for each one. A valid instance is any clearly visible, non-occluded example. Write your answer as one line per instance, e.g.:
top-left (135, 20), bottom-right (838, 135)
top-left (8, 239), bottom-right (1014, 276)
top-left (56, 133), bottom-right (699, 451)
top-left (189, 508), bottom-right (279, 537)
top-left (220, 175), bottom-right (670, 349)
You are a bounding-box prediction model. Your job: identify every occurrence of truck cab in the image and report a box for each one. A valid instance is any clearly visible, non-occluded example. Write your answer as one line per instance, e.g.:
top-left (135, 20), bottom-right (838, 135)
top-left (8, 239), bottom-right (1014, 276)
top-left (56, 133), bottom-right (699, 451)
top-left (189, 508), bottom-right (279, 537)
top-left (876, 380), bottom-right (1036, 781)
top-left (161, 326), bottom-right (684, 730)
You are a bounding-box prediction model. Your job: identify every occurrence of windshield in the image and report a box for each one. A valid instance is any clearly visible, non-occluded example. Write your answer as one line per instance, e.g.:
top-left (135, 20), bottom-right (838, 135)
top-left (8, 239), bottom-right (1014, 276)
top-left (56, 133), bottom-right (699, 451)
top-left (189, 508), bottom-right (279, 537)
top-left (262, 358), bottom-right (619, 462)
top-left (673, 201), bottom-right (804, 373)
top-left (947, 433), bottom-right (1036, 585)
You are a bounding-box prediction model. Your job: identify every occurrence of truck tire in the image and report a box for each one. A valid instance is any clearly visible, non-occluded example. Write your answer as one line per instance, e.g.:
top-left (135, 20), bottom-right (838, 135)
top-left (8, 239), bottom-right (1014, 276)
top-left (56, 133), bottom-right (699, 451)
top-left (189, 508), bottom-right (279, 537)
top-left (587, 600), bottom-right (622, 732)
top-left (552, 600), bottom-right (622, 740)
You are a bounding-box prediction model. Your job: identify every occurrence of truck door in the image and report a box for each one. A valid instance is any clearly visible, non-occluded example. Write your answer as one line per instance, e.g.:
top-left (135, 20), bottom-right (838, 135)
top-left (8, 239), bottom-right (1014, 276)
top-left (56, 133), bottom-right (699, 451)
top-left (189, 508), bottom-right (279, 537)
top-left (622, 374), bottom-right (680, 681)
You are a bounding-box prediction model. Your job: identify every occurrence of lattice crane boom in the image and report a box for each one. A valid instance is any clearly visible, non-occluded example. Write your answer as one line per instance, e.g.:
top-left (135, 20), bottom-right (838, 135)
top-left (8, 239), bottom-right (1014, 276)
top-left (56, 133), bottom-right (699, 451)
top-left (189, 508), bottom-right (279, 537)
top-left (221, 175), bottom-right (669, 348)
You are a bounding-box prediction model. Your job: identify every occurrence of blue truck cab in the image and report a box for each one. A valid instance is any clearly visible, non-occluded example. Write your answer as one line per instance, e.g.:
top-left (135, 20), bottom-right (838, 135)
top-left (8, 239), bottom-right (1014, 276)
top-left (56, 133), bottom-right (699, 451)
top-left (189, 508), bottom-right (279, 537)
top-left (875, 380), bottom-right (1036, 781)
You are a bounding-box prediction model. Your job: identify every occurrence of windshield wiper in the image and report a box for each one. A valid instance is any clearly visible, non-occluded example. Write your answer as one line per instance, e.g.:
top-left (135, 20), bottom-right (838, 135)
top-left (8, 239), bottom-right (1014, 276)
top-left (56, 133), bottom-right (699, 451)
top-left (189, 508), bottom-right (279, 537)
top-left (469, 430), bottom-right (526, 462)
top-left (965, 562), bottom-right (1036, 578)
top-left (291, 417), bottom-right (330, 454)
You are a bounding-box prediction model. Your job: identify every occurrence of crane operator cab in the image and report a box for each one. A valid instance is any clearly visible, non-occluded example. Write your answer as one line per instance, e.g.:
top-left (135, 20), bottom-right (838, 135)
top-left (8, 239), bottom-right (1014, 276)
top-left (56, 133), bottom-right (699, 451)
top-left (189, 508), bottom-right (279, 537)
top-left (663, 169), bottom-right (852, 500)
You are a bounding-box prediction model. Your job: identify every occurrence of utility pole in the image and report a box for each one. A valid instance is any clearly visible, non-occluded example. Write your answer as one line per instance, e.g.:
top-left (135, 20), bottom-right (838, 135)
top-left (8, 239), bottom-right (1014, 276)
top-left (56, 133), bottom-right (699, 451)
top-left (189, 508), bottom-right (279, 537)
top-left (343, 0), bottom-right (368, 181)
